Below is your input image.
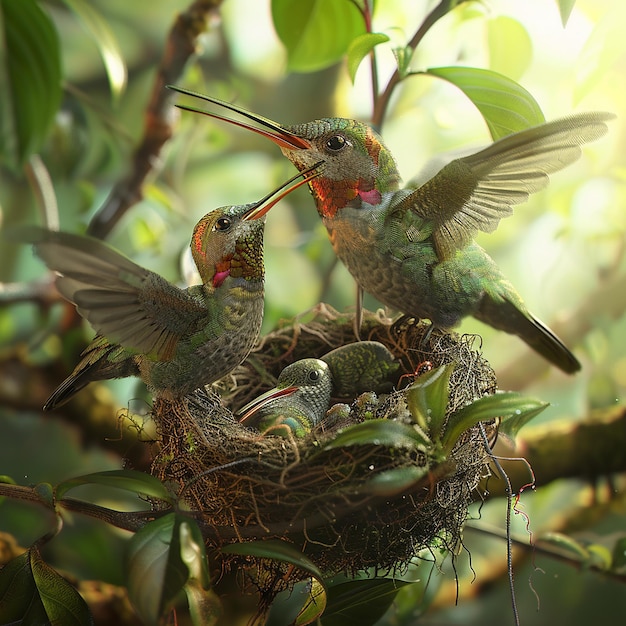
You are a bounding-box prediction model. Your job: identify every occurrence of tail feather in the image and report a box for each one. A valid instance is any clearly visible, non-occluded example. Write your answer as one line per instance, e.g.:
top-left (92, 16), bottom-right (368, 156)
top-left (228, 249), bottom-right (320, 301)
top-left (44, 337), bottom-right (139, 410)
top-left (44, 372), bottom-right (93, 411)
top-left (477, 297), bottom-right (580, 374)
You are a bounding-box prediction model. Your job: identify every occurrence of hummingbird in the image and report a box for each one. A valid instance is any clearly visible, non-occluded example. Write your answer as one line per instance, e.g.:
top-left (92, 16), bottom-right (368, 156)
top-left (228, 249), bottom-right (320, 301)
top-left (170, 85), bottom-right (613, 373)
top-left (237, 341), bottom-right (397, 436)
top-left (238, 358), bottom-right (332, 437)
top-left (320, 340), bottom-right (398, 396)
top-left (25, 166), bottom-right (321, 409)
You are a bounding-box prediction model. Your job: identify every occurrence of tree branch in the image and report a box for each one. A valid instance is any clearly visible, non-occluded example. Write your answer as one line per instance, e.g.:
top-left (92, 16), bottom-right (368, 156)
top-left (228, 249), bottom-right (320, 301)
top-left (466, 521), bottom-right (626, 584)
top-left (484, 405), bottom-right (626, 497)
top-left (86, 0), bottom-right (225, 239)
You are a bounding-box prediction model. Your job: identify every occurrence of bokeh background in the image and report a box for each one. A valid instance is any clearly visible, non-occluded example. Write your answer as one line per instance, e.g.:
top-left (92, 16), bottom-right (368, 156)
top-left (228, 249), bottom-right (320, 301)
top-left (1, 0), bottom-right (625, 624)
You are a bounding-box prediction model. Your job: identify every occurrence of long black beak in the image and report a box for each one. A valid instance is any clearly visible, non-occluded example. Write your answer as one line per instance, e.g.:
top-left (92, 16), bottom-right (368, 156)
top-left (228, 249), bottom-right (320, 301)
top-left (168, 85), bottom-right (311, 150)
top-left (242, 162), bottom-right (323, 221)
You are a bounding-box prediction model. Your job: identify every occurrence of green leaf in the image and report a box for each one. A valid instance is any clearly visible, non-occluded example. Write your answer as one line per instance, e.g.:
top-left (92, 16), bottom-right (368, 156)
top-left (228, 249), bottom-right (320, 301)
top-left (424, 66), bottom-right (545, 139)
top-left (442, 393), bottom-right (548, 455)
top-left (585, 543), bottom-right (612, 570)
top-left (495, 395), bottom-right (550, 441)
top-left (487, 16), bottom-right (532, 81)
top-left (0, 475), bottom-right (15, 504)
top-left (294, 578), bottom-right (326, 626)
top-left (347, 33), bottom-right (389, 83)
top-left (224, 539), bottom-right (328, 624)
top-left (363, 466), bottom-right (430, 497)
top-left (56, 469), bottom-right (173, 503)
top-left (180, 520), bottom-right (221, 625)
top-left (34, 482), bottom-right (55, 508)
top-left (393, 46), bottom-right (413, 79)
top-left (271, 0), bottom-right (366, 72)
top-left (222, 539), bottom-right (324, 582)
top-left (267, 579), bottom-right (324, 626)
top-left (59, 0), bottom-right (127, 100)
top-left (0, 551), bottom-right (45, 623)
top-left (179, 520), bottom-right (210, 589)
top-left (558, 0), bottom-right (577, 26)
top-left (324, 419), bottom-right (430, 450)
top-left (0, 547), bottom-right (92, 624)
top-left (405, 363), bottom-right (454, 439)
top-left (321, 578), bottom-right (411, 626)
top-left (126, 513), bottom-right (191, 625)
top-left (0, 0), bottom-right (62, 169)
top-left (540, 531), bottom-right (589, 560)
top-left (611, 537), bottom-right (626, 573)
top-left (185, 579), bottom-right (222, 626)
top-left (30, 546), bottom-right (94, 624)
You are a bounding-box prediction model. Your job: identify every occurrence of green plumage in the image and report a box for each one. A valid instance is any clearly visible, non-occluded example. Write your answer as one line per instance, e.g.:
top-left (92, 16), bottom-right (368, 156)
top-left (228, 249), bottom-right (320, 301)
top-left (238, 358), bottom-right (333, 437)
top-left (238, 341), bottom-right (398, 436)
top-left (172, 86), bottom-right (612, 374)
top-left (25, 171), bottom-right (316, 409)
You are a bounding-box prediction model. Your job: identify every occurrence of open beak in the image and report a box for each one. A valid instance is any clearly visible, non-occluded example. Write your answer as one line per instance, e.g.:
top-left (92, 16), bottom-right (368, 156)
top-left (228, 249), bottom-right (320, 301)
top-left (168, 85), bottom-right (311, 151)
top-left (242, 162), bottom-right (323, 221)
top-left (237, 385), bottom-right (298, 424)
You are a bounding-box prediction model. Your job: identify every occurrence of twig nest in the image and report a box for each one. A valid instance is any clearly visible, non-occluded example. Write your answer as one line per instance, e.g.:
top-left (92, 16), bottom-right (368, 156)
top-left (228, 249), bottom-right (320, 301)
top-left (150, 306), bottom-right (497, 585)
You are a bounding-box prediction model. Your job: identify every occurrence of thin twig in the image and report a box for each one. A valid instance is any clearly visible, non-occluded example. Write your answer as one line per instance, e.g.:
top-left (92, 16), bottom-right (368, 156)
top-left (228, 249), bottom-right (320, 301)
top-left (372, 0), bottom-right (469, 128)
top-left (465, 521), bottom-right (626, 584)
top-left (0, 280), bottom-right (58, 307)
top-left (86, 0), bottom-right (225, 239)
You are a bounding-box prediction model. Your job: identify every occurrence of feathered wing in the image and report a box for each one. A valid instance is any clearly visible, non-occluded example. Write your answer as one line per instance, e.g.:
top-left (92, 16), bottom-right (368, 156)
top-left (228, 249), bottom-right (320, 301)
top-left (26, 228), bottom-right (209, 362)
top-left (393, 112), bottom-right (613, 260)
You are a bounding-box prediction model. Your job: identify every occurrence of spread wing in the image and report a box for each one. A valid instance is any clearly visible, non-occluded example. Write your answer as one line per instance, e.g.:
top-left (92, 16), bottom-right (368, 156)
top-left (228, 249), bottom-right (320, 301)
top-left (25, 228), bottom-right (207, 361)
top-left (393, 112), bottom-right (613, 260)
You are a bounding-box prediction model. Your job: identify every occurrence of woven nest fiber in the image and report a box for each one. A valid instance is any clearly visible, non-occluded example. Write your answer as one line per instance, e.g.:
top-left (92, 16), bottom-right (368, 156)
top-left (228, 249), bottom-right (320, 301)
top-left (150, 306), bottom-right (497, 588)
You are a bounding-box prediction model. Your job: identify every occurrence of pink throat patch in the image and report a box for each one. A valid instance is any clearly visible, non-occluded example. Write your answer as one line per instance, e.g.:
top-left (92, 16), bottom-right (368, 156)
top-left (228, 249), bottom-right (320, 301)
top-left (212, 269), bottom-right (230, 288)
top-left (357, 188), bottom-right (382, 205)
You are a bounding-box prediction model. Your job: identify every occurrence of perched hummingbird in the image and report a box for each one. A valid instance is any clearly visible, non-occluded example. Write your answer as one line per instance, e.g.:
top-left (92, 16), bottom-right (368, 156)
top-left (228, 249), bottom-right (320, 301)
top-left (238, 341), bottom-right (397, 436)
top-left (238, 358), bottom-right (332, 437)
top-left (171, 85), bottom-right (613, 373)
top-left (25, 167), bottom-right (320, 409)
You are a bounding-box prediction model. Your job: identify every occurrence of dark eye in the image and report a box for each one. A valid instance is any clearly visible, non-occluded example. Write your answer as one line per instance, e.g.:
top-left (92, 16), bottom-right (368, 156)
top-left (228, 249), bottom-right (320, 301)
top-left (215, 217), bottom-right (231, 231)
top-left (326, 134), bottom-right (347, 152)
top-left (308, 369), bottom-right (321, 382)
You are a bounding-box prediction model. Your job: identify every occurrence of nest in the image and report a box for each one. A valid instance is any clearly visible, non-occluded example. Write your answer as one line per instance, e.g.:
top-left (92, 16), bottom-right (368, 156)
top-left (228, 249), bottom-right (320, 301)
top-left (150, 306), bottom-right (497, 595)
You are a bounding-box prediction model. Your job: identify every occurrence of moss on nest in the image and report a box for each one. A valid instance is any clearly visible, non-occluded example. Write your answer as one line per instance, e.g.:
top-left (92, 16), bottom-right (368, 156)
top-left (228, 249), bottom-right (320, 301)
top-left (150, 306), bottom-right (497, 591)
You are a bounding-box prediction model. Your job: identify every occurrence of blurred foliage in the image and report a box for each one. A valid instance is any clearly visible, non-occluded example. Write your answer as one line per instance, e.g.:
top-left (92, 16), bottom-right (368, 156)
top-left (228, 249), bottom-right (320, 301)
top-left (1, 0), bottom-right (626, 624)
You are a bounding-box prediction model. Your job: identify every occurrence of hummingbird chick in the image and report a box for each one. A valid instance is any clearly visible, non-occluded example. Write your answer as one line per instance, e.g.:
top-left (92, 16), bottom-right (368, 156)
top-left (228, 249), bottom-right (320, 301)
top-left (238, 341), bottom-right (398, 436)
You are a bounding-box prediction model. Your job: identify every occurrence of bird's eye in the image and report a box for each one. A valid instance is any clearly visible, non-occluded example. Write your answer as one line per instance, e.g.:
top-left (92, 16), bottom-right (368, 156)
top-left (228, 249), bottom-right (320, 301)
top-left (326, 134), bottom-right (347, 152)
top-left (215, 217), bottom-right (231, 231)
top-left (308, 370), bottom-right (321, 382)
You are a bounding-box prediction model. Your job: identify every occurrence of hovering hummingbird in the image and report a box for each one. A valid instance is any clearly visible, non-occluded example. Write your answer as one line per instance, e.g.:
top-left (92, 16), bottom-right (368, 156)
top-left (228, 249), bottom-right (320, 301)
top-left (26, 166), bottom-right (321, 409)
top-left (170, 85), bottom-right (613, 373)
top-left (238, 341), bottom-right (398, 436)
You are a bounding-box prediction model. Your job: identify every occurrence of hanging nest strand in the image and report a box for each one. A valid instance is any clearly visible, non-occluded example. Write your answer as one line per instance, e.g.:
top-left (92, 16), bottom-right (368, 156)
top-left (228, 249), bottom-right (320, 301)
top-left (151, 306), bottom-right (497, 582)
